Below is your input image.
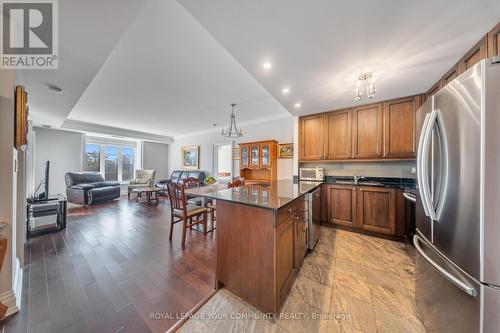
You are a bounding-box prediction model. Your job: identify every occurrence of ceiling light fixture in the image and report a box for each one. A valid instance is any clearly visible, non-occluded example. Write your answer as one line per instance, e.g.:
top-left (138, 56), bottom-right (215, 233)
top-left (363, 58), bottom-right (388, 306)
top-left (282, 87), bottom-right (290, 94)
top-left (221, 103), bottom-right (243, 138)
top-left (354, 72), bottom-right (376, 101)
top-left (262, 62), bottom-right (272, 70)
top-left (46, 83), bottom-right (64, 94)
top-left (294, 103), bottom-right (301, 108)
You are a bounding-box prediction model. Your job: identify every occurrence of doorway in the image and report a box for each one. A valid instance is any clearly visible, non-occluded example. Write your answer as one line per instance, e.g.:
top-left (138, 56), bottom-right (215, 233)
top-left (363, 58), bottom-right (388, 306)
top-left (213, 143), bottom-right (233, 184)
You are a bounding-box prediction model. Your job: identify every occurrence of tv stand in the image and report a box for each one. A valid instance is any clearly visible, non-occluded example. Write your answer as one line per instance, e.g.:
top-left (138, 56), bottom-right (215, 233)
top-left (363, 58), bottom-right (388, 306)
top-left (27, 194), bottom-right (67, 236)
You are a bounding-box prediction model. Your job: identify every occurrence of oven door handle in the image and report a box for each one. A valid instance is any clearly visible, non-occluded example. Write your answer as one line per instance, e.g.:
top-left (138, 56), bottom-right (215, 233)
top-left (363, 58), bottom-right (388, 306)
top-left (413, 235), bottom-right (476, 297)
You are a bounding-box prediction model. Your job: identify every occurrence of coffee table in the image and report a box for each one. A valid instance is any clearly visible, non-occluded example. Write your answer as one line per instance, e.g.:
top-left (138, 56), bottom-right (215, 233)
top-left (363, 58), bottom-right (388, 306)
top-left (131, 187), bottom-right (162, 204)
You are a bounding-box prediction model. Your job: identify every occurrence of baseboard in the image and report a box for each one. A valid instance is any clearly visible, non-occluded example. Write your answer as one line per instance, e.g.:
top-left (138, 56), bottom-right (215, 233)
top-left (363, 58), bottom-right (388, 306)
top-left (0, 259), bottom-right (23, 317)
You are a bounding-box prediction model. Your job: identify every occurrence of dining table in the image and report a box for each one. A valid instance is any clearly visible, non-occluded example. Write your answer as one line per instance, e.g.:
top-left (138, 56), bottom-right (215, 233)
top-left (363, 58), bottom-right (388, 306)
top-left (184, 183), bottom-right (229, 233)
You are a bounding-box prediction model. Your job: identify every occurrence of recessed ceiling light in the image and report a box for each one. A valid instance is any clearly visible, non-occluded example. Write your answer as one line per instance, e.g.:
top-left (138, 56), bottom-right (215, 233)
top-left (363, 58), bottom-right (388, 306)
top-left (294, 103), bottom-right (302, 108)
top-left (282, 88), bottom-right (290, 94)
top-left (262, 62), bottom-right (272, 70)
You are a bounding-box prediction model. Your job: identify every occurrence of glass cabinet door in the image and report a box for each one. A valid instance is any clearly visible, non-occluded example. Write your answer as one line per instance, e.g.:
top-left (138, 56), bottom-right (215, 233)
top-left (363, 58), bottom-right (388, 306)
top-left (250, 144), bottom-right (260, 168)
top-left (241, 145), bottom-right (249, 168)
top-left (261, 144), bottom-right (271, 167)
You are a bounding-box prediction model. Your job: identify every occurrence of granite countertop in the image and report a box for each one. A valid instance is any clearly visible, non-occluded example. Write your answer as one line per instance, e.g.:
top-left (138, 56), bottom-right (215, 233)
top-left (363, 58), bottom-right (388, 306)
top-left (190, 179), bottom-right (321, 210)
top-left (324, 176), bottom-right (415, 189)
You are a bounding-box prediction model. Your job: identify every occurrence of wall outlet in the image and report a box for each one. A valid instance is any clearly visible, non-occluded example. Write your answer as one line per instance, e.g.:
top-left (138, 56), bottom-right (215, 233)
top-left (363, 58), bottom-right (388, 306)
top-left (410, 167), bottom-right (416, 175)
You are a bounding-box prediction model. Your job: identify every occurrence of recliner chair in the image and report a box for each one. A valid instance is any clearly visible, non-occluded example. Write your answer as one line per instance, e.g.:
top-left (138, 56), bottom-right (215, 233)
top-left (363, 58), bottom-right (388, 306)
top-left (65, 172), bottom-right (121, 205)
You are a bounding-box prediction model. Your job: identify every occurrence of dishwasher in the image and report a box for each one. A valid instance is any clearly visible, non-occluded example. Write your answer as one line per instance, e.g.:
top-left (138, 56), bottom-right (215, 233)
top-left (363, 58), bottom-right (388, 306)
top-left (307, 187), bottom-right (321, 249)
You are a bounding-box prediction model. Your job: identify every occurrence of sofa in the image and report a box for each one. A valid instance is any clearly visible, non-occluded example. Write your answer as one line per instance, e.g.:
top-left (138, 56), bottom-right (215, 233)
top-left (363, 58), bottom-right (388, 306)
top-left (156, 170), bottom-right (206, 190)
top-left (65, 172), bottom-right (121, 205)
top-left (127, 169), bottom-right (156, 199)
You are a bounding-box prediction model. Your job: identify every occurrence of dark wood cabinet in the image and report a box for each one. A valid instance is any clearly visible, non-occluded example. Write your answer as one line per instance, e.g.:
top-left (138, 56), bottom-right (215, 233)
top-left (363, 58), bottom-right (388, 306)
top-left (295, 218), bottom-right (307, 270)
top-left (459, 37), bottom-right (487, 74)
top-left (324, 109), bottom-right (352, 160)
top-left (299, 114), bottom-right (324, 160)
top-left (325, 185), bottom-right (356, 228)
top-left (323, 184), bottom-right (402, 238)
top-left (440, 63), bottom-right (459, 88)
top-left (488, 22), bottom-right (500, 58)
top-left (383, 96), bottom-right (419, 159)
top-left (426, 81), bottom-right (440, 100)
top-left (276, 216), bottom-right (295, 300)
top-left (352, 103), bottom-right (383, 159)
top-left (299, 96), bottom-right (419, 162)
top-left (356, 187), bottom-right (396, 235)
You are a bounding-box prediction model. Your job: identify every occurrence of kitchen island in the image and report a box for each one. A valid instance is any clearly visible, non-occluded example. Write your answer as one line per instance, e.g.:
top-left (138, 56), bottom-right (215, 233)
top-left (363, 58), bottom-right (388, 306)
top-left (191, 180), bottom-right (320, 314)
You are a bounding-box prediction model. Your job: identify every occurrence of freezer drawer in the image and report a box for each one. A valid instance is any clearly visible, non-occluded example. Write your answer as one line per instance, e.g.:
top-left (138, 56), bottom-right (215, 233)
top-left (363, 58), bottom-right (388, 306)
top-left (415, 233), bottom-right (480, 333)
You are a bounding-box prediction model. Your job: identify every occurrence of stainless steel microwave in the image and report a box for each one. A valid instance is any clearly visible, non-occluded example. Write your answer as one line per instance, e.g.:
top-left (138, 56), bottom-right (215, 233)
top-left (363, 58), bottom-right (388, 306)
top-left (299, 167), bottom-right (325, 181)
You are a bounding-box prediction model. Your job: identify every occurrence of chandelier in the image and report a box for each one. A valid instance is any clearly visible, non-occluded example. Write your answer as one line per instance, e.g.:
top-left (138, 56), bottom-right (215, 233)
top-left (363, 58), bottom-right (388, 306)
top-left (354, 72), bottom-right (376, 101)
top-left (221, 103), bottom-right (243, 138)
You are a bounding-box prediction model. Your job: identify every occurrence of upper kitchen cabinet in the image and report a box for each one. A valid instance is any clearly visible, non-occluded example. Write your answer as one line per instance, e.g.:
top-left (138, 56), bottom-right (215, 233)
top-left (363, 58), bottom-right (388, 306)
top-left (488, 22), bottom-right (500, 58)
top-left (352, 103), bottom-right (383, 159)
top-left (299, 114), bottom-right (324, 160)
top-left (383, 96), bottom-right (420, 159)
top-left (440, 63), bottom-right (460, 88)
top-left (324, 109), bottom-right (352, 160)
top-left (459, 37), bottom-right (487, 73)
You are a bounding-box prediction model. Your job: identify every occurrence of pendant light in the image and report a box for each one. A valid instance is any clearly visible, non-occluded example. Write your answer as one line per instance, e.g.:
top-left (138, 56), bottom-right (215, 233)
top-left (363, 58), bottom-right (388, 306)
top-left (221, 103), bottom-right (243, 138)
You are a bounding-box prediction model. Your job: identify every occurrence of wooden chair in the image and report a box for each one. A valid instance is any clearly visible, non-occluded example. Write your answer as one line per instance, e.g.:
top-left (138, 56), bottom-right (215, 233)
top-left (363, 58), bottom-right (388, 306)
top-left (167, 182), bottom-right (209, 249)
top-left (184, 177), bottom-right (204, 206)
top-left (228, 177), bottom-right (245, 188)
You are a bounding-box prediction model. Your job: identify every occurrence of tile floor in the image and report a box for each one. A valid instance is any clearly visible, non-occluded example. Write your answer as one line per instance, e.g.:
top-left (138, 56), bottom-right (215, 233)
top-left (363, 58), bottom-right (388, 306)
top-left (179, 227), bottom-right (427, 333)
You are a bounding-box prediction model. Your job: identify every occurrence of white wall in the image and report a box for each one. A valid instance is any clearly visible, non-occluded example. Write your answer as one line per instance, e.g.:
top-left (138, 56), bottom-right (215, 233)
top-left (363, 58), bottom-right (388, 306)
top-left (33, 127), bottom-right (84, 196)
top-left (168, 115), bottom-right (294, 180)
top-left (142, 141), bottom-right (169, 180)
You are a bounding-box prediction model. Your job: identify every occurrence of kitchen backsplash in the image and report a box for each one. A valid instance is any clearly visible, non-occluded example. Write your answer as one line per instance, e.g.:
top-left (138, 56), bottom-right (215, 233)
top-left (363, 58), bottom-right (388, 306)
top-left (300, 161), bottom-right (416, 178)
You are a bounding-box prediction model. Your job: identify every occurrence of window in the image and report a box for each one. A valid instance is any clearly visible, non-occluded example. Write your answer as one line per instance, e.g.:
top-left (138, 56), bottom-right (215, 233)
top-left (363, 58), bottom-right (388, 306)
top-left (83, 140), bottom-right (137, 182)
top-left (84, 144), bottom-right (100, 172)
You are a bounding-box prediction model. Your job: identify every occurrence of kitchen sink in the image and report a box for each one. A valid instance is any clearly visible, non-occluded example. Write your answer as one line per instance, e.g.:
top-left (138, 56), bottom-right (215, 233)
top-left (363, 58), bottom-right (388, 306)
top-left (334, 180), bottom-right (385, 187)
top-left (357, 181), bottom-right (384, 187)
top-left (335, 180), bottom-right (355, 185)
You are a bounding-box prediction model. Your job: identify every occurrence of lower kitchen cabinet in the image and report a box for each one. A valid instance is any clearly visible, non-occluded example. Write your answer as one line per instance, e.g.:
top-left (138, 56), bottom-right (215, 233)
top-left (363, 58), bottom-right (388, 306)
top-left (326, 184), bottom-right (356, 228)
top-left (324, 184), bottom-right (401, 238)
top-left (357, 186), bottom-right (396, 235)
top-left (295, 219), bottom-right (308, 269)
top-left (276, 216), bottom-right (295, 301)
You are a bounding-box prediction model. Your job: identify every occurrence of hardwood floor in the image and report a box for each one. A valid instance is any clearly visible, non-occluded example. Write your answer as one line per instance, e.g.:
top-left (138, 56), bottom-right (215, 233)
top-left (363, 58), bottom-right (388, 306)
top-left (2, 197), bottom-right (216, 333)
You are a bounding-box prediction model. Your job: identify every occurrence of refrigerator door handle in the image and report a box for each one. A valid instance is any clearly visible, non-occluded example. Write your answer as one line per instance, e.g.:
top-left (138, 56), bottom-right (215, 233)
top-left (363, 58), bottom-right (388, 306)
top-left (403, 192), bottom-right (416, 202)
top-left (421, 110), bottom-right (438, 221)
top-left (417, 112), bottom-right (432, 217)
top-left (413, 235), bottom-right (476, 297)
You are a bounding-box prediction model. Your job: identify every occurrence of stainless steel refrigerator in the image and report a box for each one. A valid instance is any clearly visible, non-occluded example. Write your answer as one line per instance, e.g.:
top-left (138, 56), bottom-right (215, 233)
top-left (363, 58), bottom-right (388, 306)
top-left (415, 57), bottom-right (500, 333)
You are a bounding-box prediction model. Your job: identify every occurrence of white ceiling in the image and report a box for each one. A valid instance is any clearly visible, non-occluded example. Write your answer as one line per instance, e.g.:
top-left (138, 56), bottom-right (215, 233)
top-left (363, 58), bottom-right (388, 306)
top-left (20, 0), bottom-right (148, 127)
top-left (180, 0), bottom-right (500, 116)
top-left (67, 0), bottom-right (289, 137)
top-left (19, 0), bottom-right (500, 137)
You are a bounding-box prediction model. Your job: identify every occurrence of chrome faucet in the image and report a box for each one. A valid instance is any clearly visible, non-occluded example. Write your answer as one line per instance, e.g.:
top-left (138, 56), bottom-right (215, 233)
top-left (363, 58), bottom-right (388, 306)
top-left (353, 175), bottom-right (366, 185)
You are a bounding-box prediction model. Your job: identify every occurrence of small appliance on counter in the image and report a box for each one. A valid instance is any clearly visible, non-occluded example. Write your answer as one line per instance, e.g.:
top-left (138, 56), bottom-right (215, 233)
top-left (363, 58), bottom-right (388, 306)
top-left (299, 167), bottom-right (324, 182)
